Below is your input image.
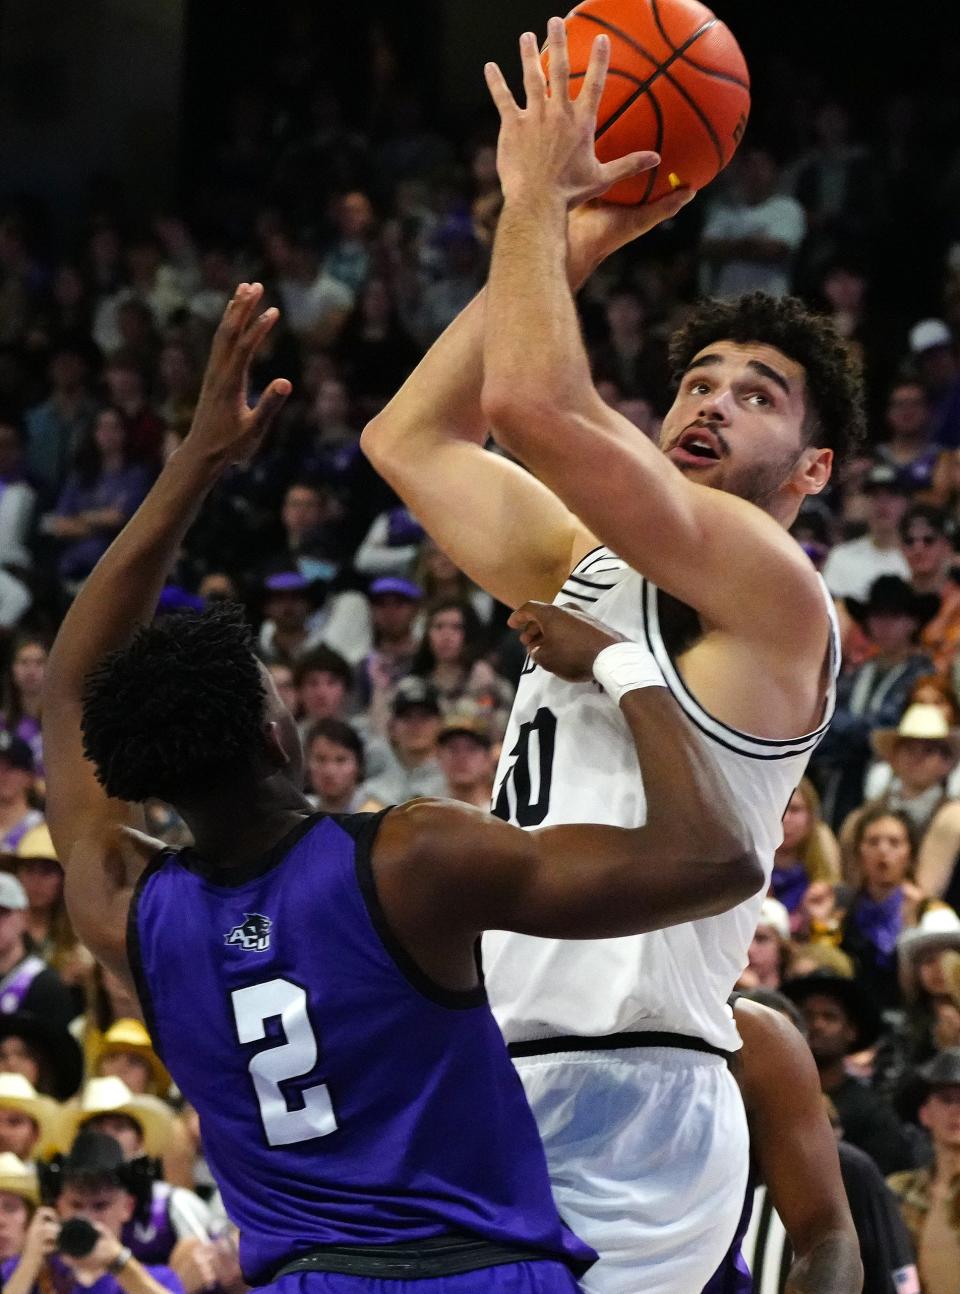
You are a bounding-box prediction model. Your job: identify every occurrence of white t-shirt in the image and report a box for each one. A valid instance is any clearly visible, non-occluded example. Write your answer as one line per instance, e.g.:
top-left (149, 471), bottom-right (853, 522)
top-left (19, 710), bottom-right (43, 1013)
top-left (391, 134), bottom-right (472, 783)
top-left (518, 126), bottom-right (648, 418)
top-left (821, 535), bottom-right (911, 601)
top-left (701, 195), bottom-right (807, 298)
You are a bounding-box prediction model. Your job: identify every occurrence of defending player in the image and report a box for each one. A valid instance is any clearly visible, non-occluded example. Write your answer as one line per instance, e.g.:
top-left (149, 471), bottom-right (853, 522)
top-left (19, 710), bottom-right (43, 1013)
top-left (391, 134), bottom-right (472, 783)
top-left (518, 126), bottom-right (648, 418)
top-left (43, 286), bottom-right (761, 1293)
top-left (362, 21), bottom-right (865, 1294)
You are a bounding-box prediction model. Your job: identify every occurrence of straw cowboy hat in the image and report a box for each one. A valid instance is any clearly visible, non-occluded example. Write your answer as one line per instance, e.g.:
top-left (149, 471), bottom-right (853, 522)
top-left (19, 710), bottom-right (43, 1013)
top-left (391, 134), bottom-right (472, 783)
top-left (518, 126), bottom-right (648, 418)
top-left (871, 703), bottom-right (960, 765)
top-left (93, 1019), bottom-right (171, 1098)
top-left (0, 1152), bottom-right (39, 1205)
top-left (58, 1076), bottom-right (174, 1158)
top-left (0, 1073), bottom-right (62, 1157)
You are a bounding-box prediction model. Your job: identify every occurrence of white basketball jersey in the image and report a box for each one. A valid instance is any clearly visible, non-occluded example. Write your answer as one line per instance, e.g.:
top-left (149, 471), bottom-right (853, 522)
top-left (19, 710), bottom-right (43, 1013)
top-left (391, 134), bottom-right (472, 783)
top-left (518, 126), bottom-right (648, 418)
top-left (484, 546), bottom-right (840, 1052)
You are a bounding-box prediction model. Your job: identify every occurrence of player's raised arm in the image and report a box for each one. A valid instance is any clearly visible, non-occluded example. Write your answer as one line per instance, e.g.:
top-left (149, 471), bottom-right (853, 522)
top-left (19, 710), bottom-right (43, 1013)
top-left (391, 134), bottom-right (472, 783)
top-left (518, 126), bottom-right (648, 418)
top-left (43, 284), bottom-right (291, 974)
top-left (479, 21), bottom-right (859, 665)
top-left (375, 601), bottom-right (763, 956)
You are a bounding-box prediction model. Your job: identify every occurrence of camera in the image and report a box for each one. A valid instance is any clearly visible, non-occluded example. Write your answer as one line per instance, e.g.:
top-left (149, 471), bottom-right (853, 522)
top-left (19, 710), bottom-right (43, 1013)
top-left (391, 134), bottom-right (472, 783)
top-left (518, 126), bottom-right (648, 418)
top-left (56, 1218), bottom-right (100, 1259)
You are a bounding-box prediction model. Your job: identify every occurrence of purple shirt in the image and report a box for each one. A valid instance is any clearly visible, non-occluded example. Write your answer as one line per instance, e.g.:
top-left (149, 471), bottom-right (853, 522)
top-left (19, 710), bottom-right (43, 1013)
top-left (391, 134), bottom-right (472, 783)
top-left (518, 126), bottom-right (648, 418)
top-left (55, 463), bottom-right (152, 579)
top-left (1, 1254), bottom-right (183, 1294)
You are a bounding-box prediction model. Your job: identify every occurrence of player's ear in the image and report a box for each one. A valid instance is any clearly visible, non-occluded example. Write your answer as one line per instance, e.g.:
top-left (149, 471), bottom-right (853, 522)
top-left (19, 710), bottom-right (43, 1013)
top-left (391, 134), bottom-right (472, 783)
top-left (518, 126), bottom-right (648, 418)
top-left (262, 721), bottom-right (292, 771)
top-left (794, 445), bottom-right (832, 498)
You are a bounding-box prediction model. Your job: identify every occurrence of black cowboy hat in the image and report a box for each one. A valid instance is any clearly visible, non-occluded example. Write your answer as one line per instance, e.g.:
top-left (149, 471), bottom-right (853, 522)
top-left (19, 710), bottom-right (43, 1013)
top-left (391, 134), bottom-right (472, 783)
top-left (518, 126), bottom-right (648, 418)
top-left (0, 1011), bottom-right (83, 1101)
top-left (37, 1131), bottom-right (157, 1220)
top-left (894, 1047), bottom-right (960, 1125)
top-left (780, 971), bottom-right (884, 1054)
top-left (845, 575), bottom-right (941, 632)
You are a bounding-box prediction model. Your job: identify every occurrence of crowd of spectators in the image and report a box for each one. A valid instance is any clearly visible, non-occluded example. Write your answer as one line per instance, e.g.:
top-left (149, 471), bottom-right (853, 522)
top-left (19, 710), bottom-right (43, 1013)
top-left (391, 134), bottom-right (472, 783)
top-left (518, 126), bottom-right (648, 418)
top-left (0, 9), bottom-right (960, 1294)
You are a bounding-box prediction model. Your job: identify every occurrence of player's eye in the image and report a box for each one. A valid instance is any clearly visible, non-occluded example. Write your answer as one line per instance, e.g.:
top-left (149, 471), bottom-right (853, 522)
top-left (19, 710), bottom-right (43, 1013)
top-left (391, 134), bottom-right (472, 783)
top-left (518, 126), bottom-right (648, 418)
top-left (746, 391), bottom-right (771, 407)
top-left (688, 380), bottom-right (710, 395)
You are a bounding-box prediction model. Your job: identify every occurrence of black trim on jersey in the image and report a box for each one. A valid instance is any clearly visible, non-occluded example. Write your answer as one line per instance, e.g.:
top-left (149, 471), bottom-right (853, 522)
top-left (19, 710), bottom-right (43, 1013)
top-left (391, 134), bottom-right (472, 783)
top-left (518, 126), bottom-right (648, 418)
top-left (354, 810), bottom-right (488, 1011)
top-left (173, 812), bottom-right (327, 886)
top-left (564, 573), bottom-right (617, 591)
top-left (508, 1029), bottom-right (734, 1062)
top-left (640, 584), bottom-right (828, 761)
top-left (558, 590), bottom-right (599, 604)
top-left (125, 851), bottom-right (173, 1066)
top-left (572, 544), bottom-right (606, 571)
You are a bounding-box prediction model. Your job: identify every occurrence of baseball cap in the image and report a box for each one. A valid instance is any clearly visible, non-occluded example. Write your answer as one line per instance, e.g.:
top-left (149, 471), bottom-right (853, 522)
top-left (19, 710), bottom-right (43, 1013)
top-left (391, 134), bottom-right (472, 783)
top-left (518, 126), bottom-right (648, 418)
top-left (391, 676), bottom-right (441, 717)
top-left (0, 873), bottom-right (28, 911)
top-left (437, 713), bottom-right (492, 747)
top-left (909, 318), bottom-right (953, 355)
top-left (862, 462), bottom-right (913, 495)
top-left (369, 577), bottom-right (422, 602)
top-left (0, 733), bottom-right (33, 773)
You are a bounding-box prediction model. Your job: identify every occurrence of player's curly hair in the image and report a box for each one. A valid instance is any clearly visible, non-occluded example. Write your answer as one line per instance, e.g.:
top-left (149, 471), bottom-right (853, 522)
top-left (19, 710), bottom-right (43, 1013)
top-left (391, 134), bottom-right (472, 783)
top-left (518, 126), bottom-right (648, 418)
top-left (81, 603), bottom-right (268, 805)
top-left (668, 292), bottom-right (866, 463)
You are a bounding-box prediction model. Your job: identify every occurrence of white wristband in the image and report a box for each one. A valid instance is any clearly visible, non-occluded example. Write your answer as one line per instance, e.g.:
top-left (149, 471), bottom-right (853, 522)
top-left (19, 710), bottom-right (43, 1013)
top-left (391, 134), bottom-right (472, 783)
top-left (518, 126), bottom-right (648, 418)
top-left (592, 641), bottom-right (666, 704)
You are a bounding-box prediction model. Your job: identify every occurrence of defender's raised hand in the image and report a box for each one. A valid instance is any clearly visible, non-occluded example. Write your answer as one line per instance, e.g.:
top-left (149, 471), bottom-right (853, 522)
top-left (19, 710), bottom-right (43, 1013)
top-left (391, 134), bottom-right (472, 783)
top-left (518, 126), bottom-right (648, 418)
top-left (185, 282), bottom-right (292, 467)
top-left (484, 16), bottom-right (659, 209)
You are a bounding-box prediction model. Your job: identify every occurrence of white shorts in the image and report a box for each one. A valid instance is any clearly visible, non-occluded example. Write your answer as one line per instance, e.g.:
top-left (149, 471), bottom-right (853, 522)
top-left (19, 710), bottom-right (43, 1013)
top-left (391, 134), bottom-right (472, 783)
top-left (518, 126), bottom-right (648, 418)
top-left (513, 1045), bottom-right (749, 1294)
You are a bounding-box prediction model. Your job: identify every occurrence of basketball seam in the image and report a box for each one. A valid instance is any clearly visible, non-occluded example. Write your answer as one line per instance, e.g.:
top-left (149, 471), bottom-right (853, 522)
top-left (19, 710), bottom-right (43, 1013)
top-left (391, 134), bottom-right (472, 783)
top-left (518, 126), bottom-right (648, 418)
top-left (650, 0), bottom-right (750, 90)
top-left (571, 10), bottom-right (725, 167)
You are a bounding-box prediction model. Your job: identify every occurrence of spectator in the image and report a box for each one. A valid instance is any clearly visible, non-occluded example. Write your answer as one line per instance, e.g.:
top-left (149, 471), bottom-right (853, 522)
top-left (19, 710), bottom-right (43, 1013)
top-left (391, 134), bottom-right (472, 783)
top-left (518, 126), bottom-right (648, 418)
top-left (93, 1020), bottom-right (170, 1100)
top-left (408, 598), bottom-right (514, 739)
top-left (354, 506), bottom-right (424, 579)
top-left (0, 1074), bottom-right (60, 1160)
top-left (155, 343), bottom-right (199, 440)
top-left (436, 713), bottom-right (496, 808)
top-left (323, 191), bottom-right (376, 295)
top-left (0, 1153), bottom-right (38, 1262)
top-left (589, 288), bottom-right (670, 410)
top-left (8, 1131), bottom-right (184, 1294)
top-left (265, 481), bottom-right (347, 587)
top-left (256, 571), bottom-right (370, 669)
top-left (0, 637), bottom-right (48, 776)
top-left (896, 504), bottom-right (960, 674)
top-left (265, 662), bottom-right (298, 719)
top-left (0, 736), bottom-right (42, 852)
top-left (101, 357), bottom-right (164, 464)
top-left (335, 277), bottom-right (420, 417)
top-left (908, 318), bottom-right (960, 450)
top-left (44, 407), bottom-right (153, 584)
top-left (413, 537), bottom-right (494, 627)
top-left (737, 898), bottom-right (793, 991)
top-left (0, 421), bottom-right (35, 571)
top-left (888, 1049), bottom-right (960, 1294)
top-left (13, 824), bottom-right (90, 996)
top-left (814, 577), bottom-right (936, 828)
top-left (699, 148), bottom-right (807, 299)
top-left (0, 871), bottom-right (74, 1030)
top-left (356, 577), bottom-right (422, 725)
top-left (294, 647), bottom-right (352, 733)
top-left (883, 908), bottom-right (960, 1089)
top-left (822, 463), bottom-right (912, 602)
top-left (782, 971), bottom-right (916, 1174)
top-left (772, 778), bottom-right (842, 927)
top-left (261, 230), bottom-right (353, 345)
top-left (361, 677), bottom-right (446, 807)
top-left (0, 1013), bottom-right (82, 1102)
top-left (23, 341), bottom-right (98, 497)
top-left (304, 719), bottom-right (371, 814)
top-left (411, 218), bottom-right (485, 345)
top-left (875, 380), bottom-right (939, 491)
top-left (75, 964), bottom-right (144, 1082)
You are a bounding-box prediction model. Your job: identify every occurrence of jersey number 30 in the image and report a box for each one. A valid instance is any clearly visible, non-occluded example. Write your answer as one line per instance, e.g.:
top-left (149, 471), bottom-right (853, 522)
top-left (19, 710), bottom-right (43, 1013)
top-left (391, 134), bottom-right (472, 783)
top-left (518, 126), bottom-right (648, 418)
top-left (231, 979), bottom-right (337, 1146)
top-left (493, 707), bottom-right (557, 827)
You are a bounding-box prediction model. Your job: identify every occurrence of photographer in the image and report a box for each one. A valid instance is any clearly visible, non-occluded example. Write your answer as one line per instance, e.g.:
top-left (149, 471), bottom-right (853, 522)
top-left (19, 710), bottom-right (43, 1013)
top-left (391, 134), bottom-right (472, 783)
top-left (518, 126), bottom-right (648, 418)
top-left (2, 1132), bottom-right (183, 1294)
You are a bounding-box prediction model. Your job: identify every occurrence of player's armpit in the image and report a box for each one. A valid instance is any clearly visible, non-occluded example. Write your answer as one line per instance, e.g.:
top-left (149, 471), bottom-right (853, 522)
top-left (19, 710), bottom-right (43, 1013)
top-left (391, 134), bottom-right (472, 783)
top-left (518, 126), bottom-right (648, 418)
top-left (484, 393), bottom-right (829, 658)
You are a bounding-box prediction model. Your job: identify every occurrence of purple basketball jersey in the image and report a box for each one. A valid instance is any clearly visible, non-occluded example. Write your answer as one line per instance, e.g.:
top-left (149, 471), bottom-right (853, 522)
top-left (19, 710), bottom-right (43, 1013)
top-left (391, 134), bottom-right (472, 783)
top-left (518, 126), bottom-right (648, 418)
top-left (129, 812), bottom-right (595, 1285)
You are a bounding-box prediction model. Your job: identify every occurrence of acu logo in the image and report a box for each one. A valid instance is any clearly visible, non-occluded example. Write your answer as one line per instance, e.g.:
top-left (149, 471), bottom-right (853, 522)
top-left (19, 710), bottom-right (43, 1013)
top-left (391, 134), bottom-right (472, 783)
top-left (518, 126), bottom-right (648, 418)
top-left (225, 913), bottom-right (272, 952)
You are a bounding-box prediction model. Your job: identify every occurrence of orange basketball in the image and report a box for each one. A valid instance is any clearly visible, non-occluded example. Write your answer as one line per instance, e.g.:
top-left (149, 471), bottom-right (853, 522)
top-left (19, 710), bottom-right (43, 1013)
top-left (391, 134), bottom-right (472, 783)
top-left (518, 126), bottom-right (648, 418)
top-left (546, 0), bottom-right (750, 204)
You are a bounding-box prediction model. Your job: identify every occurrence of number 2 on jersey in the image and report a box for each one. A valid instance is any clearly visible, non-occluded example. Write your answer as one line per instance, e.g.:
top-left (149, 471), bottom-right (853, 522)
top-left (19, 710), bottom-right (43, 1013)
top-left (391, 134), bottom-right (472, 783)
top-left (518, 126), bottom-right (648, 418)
top-left (231, 978), bottom-right (337, 1146)
top-left (493, 707), bottom-right (557, 826)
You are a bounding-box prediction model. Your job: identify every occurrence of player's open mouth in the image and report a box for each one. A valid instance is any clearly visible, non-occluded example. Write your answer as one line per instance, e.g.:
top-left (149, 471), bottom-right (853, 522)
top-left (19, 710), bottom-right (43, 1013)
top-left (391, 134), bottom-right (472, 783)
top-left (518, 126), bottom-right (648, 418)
top-left (668, 429), bottom-right (723, 465)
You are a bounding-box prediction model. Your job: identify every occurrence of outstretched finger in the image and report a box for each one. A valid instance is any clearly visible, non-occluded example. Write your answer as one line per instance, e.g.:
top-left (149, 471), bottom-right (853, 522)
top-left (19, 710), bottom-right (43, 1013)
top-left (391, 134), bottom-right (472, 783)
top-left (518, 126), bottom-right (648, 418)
top-left (209, 283), bottom-right (255, 362)
top-left (234, 302), bottom-right (281, 372)
top-left (598, 150), bottom-right (662, 189)
top-left (546, 15), bottom-right (570, 102)
top-left (580, 33), bottom-right (611, 118)
top-left (519, 30), bottom-right (547, 108)
top-left (484, 60), bottom-right (518, 119)
top-left (247, 378), bottom-right (293, 441)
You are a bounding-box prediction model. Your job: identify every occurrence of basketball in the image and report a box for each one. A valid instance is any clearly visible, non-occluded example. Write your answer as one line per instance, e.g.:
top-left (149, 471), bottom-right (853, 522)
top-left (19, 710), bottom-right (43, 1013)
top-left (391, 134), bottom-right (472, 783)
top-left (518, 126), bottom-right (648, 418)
top-left (546, 0), bottom-right (750, 204)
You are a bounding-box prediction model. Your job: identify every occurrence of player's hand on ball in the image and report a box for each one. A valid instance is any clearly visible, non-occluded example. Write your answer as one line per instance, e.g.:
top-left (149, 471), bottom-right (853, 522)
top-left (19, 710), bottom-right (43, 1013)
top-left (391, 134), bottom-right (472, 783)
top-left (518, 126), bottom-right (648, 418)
top-left (484, 17), bottom-right (659, 209)
top-left (510, 600), bottom-right (627, 682)
top-left (569, 189), bottom-right (695, 272)
top-left (184, 282), bottom-right (292, 468)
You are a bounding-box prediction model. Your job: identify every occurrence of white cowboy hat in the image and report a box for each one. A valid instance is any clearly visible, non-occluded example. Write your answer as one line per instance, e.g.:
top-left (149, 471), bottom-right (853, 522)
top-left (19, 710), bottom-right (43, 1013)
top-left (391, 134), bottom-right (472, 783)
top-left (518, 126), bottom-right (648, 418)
top-left (871, 703), bottom-right (960, 765)
top-left (0, 1152), bottom-right (38, 1204)
top-left (58, 1075), bottom-right (174, 1158)
top-left (757, 897), bottom-right (791, 941)
top-left (898, 905), bottom-right (960, 1001)
top-left (0, 1073), bottom-right (62, 1157)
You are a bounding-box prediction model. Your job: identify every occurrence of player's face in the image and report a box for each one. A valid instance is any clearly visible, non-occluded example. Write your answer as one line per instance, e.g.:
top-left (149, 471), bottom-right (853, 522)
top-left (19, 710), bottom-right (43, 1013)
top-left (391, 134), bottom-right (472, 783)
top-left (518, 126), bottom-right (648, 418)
top-left (661, 342), bottom-right (831, 514)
